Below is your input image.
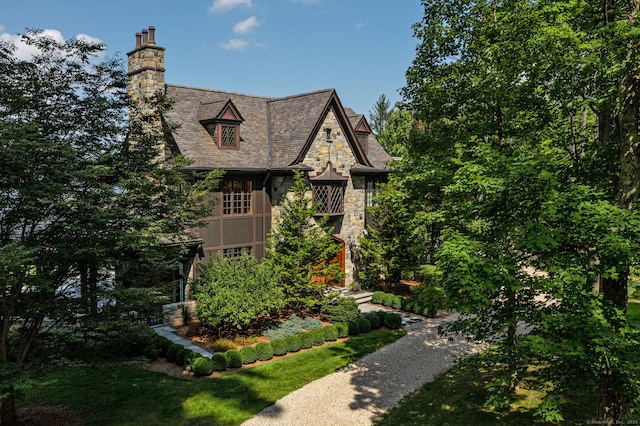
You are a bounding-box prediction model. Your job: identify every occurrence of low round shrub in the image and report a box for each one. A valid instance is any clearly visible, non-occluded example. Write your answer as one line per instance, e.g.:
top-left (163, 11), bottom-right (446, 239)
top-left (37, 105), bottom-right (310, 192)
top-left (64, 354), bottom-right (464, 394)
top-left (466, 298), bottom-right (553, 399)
top-left (311, 329), bottom-right (325, 346)
top-left (192, 357), bottom-right (215, 376)
top-left (284, 335), bottom-right (301, 352)
top-left (335, 322), bottom-right (349, 338)
top-left (262, 320), bottom-right (303, 341)
top-left (175, 348), bottom-right (190, 366)
top-left (211, 353), bottom-right (227, 371)
top-left (323, 325), bottom-right (339, 341)
top-left (254, 342), bottom-right (274, 361)
top-left (384, 313), bottom-right (403, 329)
top-left (225, 349), bottom-right (242, 368)
top-left (166, 343), bottom-right (182, 362)
top-left (184, 351), bottom-right (200, 370)
top-left (271, 339), bottom-right (288, 356)
top-left (381, 293), bottom-right (395, 307)
top-left (402, 298), bottom-right (415, 313)
top-left (375, 311), bottom-right (387, 322)
top-left (321, 297), bottom-right (361, 323)
top-left (347, 320), bottom-right (360, 335)
top-left (299, 332), bottom-right (314, 349)
top-left (371, 291), bottom-right (386, 304)
top-left (156, 335), bottom-right (172, 356)
top-left (411, 300), bottom-right (426, 315)
top-left (239, 346), bottom-right (257, 364)
top-left (356, 317), bottom-right (372, 334)
top-left (365, 313), bottom-right (381, 330)
top-left (391, 295), bottom-right (404, 310)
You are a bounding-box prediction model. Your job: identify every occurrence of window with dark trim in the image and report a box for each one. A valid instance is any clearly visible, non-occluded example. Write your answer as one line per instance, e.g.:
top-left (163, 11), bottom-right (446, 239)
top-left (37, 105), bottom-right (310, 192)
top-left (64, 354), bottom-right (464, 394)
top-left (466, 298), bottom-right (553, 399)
top-left (313, 183), bottom-right (345, 215)
top-left (217, 123), bottom-right (240, 149)
top-left (366, 180), bottom-right (380, 207)
top-left (223, 246), bottom-right (252, 259)
top-left (222, 179), bottom-right (252, 215)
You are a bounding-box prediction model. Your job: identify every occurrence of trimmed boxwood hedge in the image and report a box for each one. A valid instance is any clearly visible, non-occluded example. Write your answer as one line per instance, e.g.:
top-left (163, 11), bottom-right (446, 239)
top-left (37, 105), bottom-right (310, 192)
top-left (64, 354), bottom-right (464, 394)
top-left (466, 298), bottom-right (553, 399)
top-left (356, 317), bottom-right (372, 334)
top-left (211, 353), bottom-right (227, 371)
top-left (310, 328), bottom-right (325, 346)
top-left (224, 349), bottom-right (242, 368)
top-left (384, 312), bottom-right (403, 329)
top-left (166, 343), bottom-right (182, 362)
top-left (239, 346), bottom-right (257, 364)
top-left (270, 339), bottom-right (288, 356)
top-left (192, 357), bottom-right (215, 376)
top-left (347, 320), bottom-right (360, 335)
top-left (391, 295), bottom-right (403, 310)
top-left (371, 291), bottom-right (386, 304)
top-left (255, 342), bottom-right (274, 361)
top-left (381, 293), bottom-right (395, 307)
top-left (365, 313), bottom-right (381, 330)
top-left (323, 325), bottom-right (339, 341)
top-left (284, 335), bottom-right (301, 352)
top-left (335, 322), bottom-right (349, 338)
top-left (299, 332), bottom-right (314, 349)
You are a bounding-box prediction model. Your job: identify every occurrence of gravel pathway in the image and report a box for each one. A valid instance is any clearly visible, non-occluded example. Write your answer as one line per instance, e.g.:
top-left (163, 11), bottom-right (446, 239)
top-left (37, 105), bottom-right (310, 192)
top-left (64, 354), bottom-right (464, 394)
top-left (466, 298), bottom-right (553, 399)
top-left (242, 309), bottom-right (486, 426)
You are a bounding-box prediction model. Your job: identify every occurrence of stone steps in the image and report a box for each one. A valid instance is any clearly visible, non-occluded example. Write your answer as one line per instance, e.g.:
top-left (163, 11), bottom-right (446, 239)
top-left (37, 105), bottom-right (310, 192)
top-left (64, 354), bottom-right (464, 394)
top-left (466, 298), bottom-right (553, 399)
top-left (327, 286), bottom-right (373, 305)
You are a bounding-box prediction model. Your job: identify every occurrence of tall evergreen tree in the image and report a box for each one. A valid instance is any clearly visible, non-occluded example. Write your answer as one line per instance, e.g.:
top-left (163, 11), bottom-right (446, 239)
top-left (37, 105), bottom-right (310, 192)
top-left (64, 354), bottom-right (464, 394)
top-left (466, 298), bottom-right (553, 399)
top-left (265, 171), bottom-right (343, 313)
top-left (0, 31), bottom-right (216, 424)
top-left (368, 94), bottom-right (391, 136)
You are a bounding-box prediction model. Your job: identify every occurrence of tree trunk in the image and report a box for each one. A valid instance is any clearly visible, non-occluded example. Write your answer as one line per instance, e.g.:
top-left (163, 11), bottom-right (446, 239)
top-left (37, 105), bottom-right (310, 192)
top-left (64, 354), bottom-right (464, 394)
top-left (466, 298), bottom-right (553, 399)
top-left (1, 385), bottom-right (16, 426)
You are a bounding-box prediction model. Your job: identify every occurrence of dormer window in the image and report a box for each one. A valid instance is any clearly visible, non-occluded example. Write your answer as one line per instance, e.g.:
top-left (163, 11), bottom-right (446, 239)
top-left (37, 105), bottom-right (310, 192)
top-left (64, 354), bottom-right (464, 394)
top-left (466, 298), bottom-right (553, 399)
top-left (218, 122), bottom-right (239, 149)
top-left (198, 99), bottom-right (244, 150)
top-left (355, 131), bottom-right (368, 154)
top-left (354, 116), bottom-right (372, 155)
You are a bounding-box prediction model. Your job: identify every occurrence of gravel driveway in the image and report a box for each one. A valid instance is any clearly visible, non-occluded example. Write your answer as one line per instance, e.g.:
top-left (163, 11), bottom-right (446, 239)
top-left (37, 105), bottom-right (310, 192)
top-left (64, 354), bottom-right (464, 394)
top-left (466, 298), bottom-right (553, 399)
top-left (241, 309), bottom-right (486, 426)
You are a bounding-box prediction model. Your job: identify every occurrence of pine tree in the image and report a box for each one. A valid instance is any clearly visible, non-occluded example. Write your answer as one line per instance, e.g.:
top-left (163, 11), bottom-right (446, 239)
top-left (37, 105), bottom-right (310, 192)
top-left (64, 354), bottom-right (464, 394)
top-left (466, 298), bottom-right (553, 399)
top-left (266, 171), bottom-right (343, 313)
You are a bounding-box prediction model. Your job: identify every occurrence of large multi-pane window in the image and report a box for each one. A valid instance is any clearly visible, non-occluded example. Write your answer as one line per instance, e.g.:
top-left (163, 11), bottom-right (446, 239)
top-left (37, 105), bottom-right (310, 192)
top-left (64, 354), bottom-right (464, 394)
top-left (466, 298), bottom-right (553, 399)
top-left (222, 179), bottom-right (252, 215)
top-left (313, 183), bottom-right (345, 215)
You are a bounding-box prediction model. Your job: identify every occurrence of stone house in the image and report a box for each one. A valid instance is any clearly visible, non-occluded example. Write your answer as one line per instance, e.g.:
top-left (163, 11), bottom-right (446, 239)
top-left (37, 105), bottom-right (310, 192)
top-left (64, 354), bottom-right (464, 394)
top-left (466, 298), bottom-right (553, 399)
top-left (127, 27), bottom-right (392, 301)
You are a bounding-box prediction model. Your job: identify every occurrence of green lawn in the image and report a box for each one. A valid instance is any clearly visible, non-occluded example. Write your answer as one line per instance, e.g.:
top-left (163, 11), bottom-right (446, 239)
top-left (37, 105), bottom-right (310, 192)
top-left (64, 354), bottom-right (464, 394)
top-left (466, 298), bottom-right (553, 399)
top-left (20, 329), bottom-right (405, 426)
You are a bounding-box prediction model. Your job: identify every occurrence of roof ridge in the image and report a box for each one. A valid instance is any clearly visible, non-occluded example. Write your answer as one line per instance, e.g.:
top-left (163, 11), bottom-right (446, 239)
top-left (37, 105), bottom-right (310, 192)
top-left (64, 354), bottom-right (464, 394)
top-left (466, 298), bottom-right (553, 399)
top-left (166, 83), bottom-right (275, 100)
top-left (266, 88), bottom-right (335, 104)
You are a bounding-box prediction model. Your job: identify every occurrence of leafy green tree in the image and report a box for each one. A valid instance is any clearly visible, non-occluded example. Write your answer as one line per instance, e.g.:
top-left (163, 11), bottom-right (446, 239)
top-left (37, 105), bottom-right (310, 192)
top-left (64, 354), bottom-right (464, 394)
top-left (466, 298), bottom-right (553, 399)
top-left (375, 109), bottom-right (413, 158)
top-left (266, 171), bottom-right (343, 313)
top-left (403, 0), bottom-right (640, 421)
top-left (0, 31), bottom-right (216, 424)
top-left (368, 94), bottom-right (391, 136)
top-left (192, 253), bottom-right (284, 336)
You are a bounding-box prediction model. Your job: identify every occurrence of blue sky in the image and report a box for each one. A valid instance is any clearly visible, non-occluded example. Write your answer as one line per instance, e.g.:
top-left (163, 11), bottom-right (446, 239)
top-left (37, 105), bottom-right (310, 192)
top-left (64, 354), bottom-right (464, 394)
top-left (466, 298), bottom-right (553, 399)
top-left (0, 0), bottom-right (423, 116)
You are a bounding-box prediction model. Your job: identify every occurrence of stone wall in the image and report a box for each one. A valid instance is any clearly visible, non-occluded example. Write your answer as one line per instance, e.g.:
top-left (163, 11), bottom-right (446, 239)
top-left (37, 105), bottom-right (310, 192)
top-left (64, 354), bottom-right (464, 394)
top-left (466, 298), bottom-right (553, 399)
top-left (162, 301), bottom-right (196, 327)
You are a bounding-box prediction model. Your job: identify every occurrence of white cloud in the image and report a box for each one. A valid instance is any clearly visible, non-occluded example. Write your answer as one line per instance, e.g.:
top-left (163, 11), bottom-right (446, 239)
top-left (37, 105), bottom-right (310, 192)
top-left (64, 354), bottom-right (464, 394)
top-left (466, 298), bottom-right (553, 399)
top-left (219, 38), bottom-right (249, 50)
top-left (209, 0), bottom-right (252, 12)
top-left (0, 29), bottom-right (104, 61)
top-left (290, 0), bottom-right (320, 3)
top-left (0, 24), bottom-right (5, 32)
top-left (0, 29), bottom-right (65, 60)
top-left (76, 33), bottom-right (104, 46)
top-left (355, 22), bottom-right (364, 28)
top-left (233, 16), bottom-right (260, 34)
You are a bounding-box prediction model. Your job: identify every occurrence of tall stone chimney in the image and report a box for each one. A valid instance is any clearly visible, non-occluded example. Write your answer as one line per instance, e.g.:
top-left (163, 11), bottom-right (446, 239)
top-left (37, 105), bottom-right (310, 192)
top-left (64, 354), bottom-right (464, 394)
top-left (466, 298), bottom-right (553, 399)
top-left (127, 26), bottom-right (165, 102)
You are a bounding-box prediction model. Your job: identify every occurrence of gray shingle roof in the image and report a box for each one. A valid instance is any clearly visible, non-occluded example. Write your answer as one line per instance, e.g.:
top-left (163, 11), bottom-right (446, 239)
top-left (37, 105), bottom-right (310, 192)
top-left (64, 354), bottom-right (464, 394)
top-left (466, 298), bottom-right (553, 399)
top-left (164, 84), bottom-right (392, 172)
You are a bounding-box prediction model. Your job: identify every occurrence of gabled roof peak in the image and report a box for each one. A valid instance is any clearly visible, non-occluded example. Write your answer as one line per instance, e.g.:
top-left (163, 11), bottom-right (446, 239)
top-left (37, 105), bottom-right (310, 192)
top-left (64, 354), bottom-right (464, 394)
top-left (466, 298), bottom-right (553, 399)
top-left (310, 161), bottom-right (348, 181)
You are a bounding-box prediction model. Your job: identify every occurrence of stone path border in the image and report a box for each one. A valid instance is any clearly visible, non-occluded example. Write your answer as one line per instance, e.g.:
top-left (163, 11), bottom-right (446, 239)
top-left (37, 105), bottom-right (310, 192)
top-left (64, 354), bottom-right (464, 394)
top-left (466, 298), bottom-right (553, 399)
top-left (151, 324), bottom-right (213, 358)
